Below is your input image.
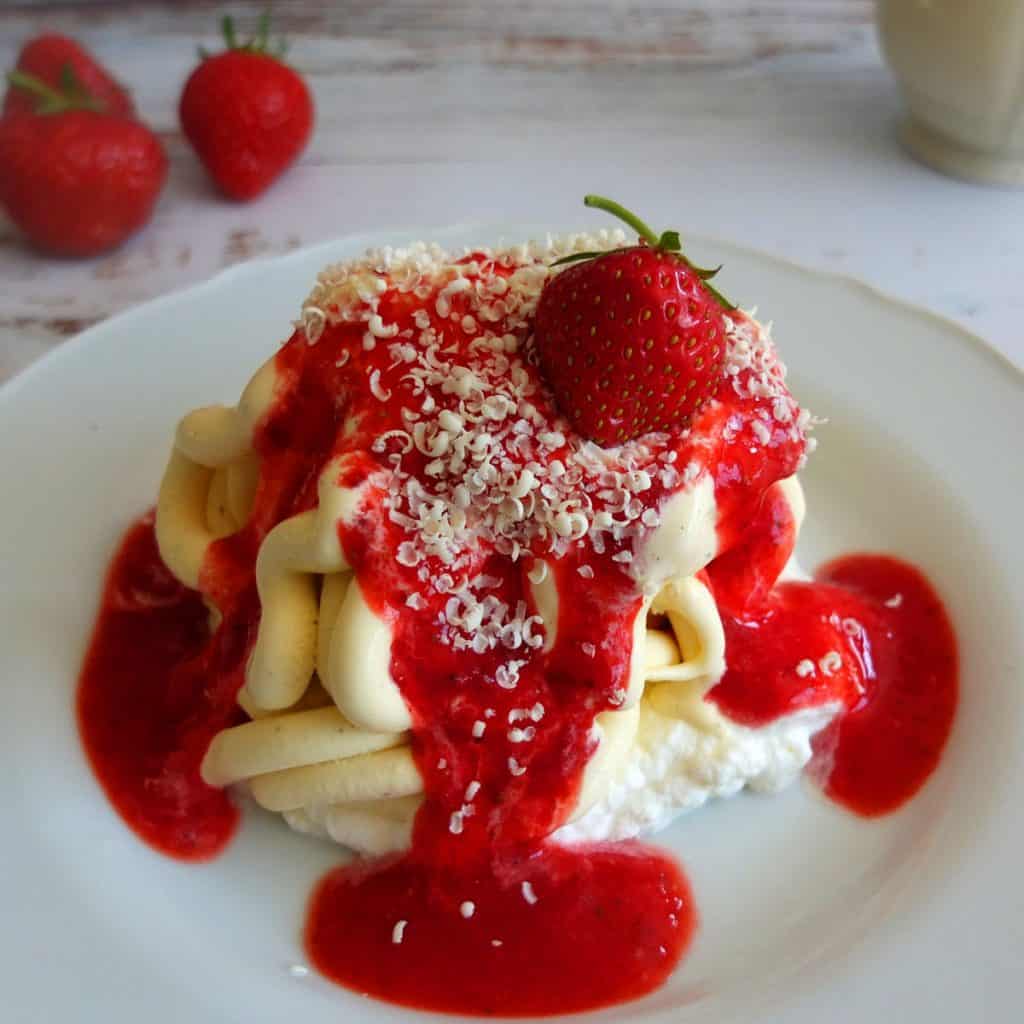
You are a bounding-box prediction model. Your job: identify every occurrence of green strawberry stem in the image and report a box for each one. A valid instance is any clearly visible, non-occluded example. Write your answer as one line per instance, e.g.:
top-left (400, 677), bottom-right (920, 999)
top-left (583, 195), bottom-right (662, 248)
top-left (222, 15), bottom-right (239, 50)
top-left (6, 67), bottom-right (102, 114)
top-left (562, 194), bottom-right (736, 310)
top-left (214, 10), bottom-right (288, 59)
top-left (256, 11), bottom-right (271, 50)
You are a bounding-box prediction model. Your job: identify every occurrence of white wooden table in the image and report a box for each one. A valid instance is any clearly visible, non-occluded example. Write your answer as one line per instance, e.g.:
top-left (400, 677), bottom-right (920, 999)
top-left (3, 0), bottom-right (1023, 386)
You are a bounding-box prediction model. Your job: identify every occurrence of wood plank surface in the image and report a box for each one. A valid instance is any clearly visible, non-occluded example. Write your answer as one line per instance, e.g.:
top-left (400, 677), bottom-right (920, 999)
top-left (3, 1), bottom-right (1022, 384)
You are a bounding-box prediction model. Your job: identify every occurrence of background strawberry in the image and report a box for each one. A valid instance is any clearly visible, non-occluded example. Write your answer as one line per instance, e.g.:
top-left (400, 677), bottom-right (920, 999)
top-left (0, 70), bottom-right (166, 257)
top-left (3, 34), bottom-right (135, 119)
top-left (534, 196), bottom-right (735, 446)
top-left (179, 14), bottom-right (313, 201)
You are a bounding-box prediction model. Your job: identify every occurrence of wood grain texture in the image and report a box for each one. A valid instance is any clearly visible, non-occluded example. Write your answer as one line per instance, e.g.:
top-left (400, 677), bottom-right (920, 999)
top-left (2, 1), bottom-right (1023, 385)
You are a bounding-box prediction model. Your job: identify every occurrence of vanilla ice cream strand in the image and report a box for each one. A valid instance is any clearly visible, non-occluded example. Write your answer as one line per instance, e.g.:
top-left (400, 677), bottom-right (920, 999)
top-left (246, 567), bottom-right (320, 712)
top-left (632, 473), bottom-right (718, 596)
top-left (249, 745), bottom-right (423, 813)
top-left (645, 575), bottom-right (725, 691)
top-left (317, 573), bottom-right (353, 681)
top-left (201, 705), bottom-right (406, 788)
top-left (569, 704), bottom-right (641, 820)
top-left (172, 355), bottom-right (278, 468)
top-left (775, 474), bottom-right (806, 533)
top-left (529, 562), bottom-right (560, 651)
top-left (175, 406), bottom-right (251, 467)
top-left (322, 575), bottom-right (414, 733)
top-left (245, 456), bottom-right (384, 717)
top-left (155, 450), bottom-right (216, 590)
top-left (204, 466), bottom-right (237, 539)
top-left (644, 629), bottom-right (681, 671)
top-left (156, 358), bottom-right (280, 591)
top-left (205, 456), bottom-right (258, 538)
top-left (157, 448), bottom-right (255, 592)
top-left (237, 676), bottom-right (334, 720)
top-left (247, 500), bottom-right (352, 711)
top-left (225, 452), bottom-right (260, 526)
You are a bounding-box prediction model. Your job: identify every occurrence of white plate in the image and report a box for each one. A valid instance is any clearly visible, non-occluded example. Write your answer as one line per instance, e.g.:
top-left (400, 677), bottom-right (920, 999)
top-left (2, 226), bottom-right (1022, 1024)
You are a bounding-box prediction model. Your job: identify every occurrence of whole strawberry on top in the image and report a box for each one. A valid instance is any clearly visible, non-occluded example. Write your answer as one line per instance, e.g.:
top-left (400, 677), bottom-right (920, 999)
top-left (3, 34), bottom-right (135, 119)
top-left (179, 14), bottom-right (313, 201)
top-left (534, 196), bottom-right (735, 447)
top-left (0, 66), bottom-right (166, 257)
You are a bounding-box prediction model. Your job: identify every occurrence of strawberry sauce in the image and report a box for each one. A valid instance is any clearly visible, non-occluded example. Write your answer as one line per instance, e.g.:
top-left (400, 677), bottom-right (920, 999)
top-left (808, 555), bottom-right (958, 816)
top-left (307, 844), bottom-right (694, 1017)
top-left (707, 488), bottom-right (958, 815)
top-left (77, 515), bottom-right (242, 860)
top-left (77, 241), bottom-right (957, 1016)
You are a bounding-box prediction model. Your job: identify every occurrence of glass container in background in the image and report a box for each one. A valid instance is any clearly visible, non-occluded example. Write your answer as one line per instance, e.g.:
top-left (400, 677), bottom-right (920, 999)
top-left (877, 0), bottom-right (1024, 185)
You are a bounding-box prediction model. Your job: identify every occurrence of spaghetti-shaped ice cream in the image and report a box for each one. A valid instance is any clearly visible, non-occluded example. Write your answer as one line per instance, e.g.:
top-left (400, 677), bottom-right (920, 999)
top-left (149, 232), bottom-right (824, 855)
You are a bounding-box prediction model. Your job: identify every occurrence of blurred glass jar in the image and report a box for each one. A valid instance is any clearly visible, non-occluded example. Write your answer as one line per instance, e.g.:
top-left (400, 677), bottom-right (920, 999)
top-left (877, 0), bottom-right (1024, 185)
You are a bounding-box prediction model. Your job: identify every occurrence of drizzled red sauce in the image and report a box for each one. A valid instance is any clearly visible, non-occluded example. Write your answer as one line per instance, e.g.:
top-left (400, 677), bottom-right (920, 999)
top-left (77, 516), bottom-right (242, 860)
top-left (808, 555), bottom-right (958, 816)
top-left (77, 245), bottom-right (957, 1016)
top-left (708, 486), bottom-right (958, 815)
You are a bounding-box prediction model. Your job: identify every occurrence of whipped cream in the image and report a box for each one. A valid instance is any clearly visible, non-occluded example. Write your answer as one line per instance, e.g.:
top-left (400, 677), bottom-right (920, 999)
top-left (555, 702), bottom-right (838, 844)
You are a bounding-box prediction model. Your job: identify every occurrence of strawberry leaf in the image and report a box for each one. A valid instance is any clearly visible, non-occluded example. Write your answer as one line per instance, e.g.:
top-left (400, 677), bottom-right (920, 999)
top-left (7, 67), bottom-right (102, 115)
top-left (655, 230), bottom-right (681, 252)
top-left (216, 9), bottom-right (290, 61)
top-left (221, 15), bottom-right (239, 50)
top-left (551, 248), bottom-right (627, 267)
top-left (59, 64), bottom-right (101, 110)
top-left (255, 11), bottom-right (271, 51)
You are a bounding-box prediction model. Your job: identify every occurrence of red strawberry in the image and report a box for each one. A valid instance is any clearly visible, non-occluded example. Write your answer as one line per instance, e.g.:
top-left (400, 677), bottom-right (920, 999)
top-left (0, 71), bottom-right (166, 257)
top-left (3, 34), bottom-right (135, 119)
top-left (534, 196), bottom-right (735, 446)
top-left (179, 14), bottom-right (313, 201)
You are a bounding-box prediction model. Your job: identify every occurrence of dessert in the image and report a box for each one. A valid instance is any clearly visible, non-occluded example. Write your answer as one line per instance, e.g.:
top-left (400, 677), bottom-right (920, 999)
top-left (77, 198), bottom-right (958, 1016)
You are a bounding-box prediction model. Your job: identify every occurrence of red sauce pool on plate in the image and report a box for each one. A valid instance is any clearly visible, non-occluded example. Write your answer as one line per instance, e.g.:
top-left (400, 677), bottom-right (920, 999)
top-left (809, 555), bottom-right (959, 816)
top-left (709, 559), bottom-right (958, 814)
top-left (306, 844), bottom-right (694, 1017)
top-left (708, 487), bottom-right (958, 816)
top-left (77, 515), bottom-right (242, 860)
